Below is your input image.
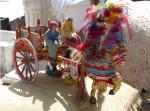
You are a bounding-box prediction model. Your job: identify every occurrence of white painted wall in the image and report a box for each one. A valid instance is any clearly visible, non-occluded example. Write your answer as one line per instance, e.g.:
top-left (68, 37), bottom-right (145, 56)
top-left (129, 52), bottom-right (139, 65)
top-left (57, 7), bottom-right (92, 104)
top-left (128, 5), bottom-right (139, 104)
top-left (23, 0), bottom-right (50, 27)
top-left (23, 0), bottom-right (89, 30)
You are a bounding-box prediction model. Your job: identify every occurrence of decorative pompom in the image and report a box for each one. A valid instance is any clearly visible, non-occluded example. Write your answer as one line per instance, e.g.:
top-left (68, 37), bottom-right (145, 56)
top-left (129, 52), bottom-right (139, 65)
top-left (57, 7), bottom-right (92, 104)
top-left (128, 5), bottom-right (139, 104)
top-left (103, 8), bottom-right (110, 17)
top-left (114, 7), bottom-right (123, 13)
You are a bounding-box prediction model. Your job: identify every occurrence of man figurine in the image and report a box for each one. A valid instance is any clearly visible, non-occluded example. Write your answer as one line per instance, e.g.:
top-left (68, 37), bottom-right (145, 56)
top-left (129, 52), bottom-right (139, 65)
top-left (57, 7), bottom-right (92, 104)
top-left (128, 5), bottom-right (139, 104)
top-left (45, 21), bottom-right (62, 77)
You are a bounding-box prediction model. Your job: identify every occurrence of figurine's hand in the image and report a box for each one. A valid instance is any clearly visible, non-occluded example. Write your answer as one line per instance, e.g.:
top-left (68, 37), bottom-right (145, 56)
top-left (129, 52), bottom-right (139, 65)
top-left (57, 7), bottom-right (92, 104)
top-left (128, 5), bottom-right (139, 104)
top-left (71, 33), bottom-right (77, 36)
top-left (54, 40), bottom-right (58, 45)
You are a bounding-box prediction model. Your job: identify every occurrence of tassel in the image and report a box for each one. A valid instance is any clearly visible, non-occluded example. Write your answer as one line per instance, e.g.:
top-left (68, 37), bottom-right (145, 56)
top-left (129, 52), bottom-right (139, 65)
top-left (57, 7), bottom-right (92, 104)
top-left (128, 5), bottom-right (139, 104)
top-left (76, 41), bottom-right (92, 52)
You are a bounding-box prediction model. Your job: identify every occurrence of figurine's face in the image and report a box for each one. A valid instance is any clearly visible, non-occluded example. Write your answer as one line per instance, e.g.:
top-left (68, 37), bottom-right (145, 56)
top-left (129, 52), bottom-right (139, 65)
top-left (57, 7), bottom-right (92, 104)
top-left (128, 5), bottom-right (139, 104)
top-left (51, 25), bottom-right (57, 30)
top-left (67, 19), bottom-right (73, 27)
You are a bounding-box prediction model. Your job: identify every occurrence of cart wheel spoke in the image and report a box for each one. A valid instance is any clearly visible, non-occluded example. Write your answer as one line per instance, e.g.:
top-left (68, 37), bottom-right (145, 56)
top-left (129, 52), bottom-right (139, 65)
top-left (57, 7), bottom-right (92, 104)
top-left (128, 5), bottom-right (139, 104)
top-left (17, 61), bottom-right (25, 67)
top-left (29, 62), bottom-right (35, 72)
top-left (28, 65), bottom-right (33, 79)
top-left (18, 51), bottom-right (26, 57)
top-left (16, 56), bottom-right (24, 60)
top-left (26, 52), bottom-right (30, 58)
top-left (21, 64), bottom-right (26, 75)
top-left (25, 67), bottom-right (28, 80)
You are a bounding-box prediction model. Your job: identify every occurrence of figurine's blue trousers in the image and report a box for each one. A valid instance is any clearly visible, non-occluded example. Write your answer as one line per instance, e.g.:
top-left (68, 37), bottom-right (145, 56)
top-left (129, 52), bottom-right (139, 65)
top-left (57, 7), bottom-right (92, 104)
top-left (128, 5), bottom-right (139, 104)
top-left (46, 39), bottom-right (58, 60)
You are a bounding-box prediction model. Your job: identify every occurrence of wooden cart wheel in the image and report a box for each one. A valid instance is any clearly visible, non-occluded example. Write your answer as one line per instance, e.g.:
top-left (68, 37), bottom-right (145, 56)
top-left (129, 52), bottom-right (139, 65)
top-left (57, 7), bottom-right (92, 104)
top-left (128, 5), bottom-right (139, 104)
top-left (13, 38), bottom-right (39, 83)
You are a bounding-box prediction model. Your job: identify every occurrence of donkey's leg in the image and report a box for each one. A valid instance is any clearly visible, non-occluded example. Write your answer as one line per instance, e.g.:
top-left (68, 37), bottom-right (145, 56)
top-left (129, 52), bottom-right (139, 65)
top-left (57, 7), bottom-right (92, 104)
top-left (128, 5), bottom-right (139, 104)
top-left (97, 81), bottom-right (108, 98)
top-left (90, 80), bottom-right (97, 104)
top-left (109, 75), bottom-right (122, 95)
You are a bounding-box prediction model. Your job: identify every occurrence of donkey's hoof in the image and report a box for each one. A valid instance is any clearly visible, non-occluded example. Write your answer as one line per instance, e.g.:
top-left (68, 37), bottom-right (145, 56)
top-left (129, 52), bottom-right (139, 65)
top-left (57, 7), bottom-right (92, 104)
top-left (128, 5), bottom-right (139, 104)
top-left (90, 96), bottom-right (96, 104)
top-left (109, 89), bottom-right (115, 95)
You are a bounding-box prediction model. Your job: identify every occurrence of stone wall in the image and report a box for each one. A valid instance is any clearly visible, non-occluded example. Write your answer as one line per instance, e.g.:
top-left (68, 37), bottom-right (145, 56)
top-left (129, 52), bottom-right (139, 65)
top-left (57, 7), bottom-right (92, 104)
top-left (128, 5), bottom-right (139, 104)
top-left (117, 1), bottom-right (150, 90)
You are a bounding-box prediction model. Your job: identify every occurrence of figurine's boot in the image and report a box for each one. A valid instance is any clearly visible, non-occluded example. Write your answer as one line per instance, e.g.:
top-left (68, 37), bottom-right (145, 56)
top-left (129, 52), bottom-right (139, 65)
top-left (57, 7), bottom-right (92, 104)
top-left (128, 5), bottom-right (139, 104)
top-left (50, 62), bottom-right (57, 72)
top-left (45, 65), bottom-right (51, 71)
top-left (50, 62), bottom-right (62, 78)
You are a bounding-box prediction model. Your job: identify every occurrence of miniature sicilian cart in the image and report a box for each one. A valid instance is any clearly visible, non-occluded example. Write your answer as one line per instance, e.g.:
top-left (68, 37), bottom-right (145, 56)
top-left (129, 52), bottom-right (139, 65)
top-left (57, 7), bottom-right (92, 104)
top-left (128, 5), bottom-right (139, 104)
top-left (13, 2), bottom-right (131, 104)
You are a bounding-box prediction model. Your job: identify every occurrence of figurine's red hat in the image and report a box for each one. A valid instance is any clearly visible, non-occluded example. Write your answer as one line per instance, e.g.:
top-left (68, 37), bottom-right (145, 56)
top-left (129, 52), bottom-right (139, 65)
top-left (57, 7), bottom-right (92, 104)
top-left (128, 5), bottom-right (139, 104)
top-left (48, 21), bottom-right (58, 27)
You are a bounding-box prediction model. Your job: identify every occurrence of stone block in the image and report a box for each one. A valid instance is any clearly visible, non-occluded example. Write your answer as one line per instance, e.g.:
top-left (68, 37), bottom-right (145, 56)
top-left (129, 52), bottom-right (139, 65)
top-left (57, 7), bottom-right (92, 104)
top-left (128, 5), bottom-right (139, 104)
top-left (0, 30), bottom-right (15, 74)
